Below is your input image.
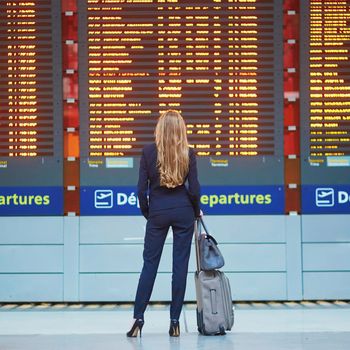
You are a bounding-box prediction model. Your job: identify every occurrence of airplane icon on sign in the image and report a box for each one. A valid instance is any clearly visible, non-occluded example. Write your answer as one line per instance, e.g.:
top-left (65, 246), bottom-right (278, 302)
top-left (94, 190), bottom-right (113, 208)
top-left (315, 188), bottom-right (334, 207)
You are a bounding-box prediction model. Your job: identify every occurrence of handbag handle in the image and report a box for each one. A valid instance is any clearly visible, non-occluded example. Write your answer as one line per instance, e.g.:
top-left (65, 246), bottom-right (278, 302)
top-left (198, 217), bottom-right (218, 242)
top-left (198, 216), bottom-right (209, 235)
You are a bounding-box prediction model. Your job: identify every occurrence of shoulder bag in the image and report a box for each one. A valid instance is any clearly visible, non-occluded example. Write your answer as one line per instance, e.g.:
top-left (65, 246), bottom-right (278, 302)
top-left (197, 217), bottom-right (225, 271)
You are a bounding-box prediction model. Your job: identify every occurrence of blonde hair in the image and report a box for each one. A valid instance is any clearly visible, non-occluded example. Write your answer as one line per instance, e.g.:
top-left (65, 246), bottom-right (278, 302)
top-left (155, 110), bottom-right (189, 188)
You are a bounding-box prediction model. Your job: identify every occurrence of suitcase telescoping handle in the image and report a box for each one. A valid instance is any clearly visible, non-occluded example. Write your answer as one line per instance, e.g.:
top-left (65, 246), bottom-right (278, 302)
top-left (194, 218), bottom-right (201, 273)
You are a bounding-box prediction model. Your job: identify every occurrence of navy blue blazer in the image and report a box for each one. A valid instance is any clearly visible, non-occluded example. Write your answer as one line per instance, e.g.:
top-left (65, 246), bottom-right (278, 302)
top-left (137, 143), bottom-right (201, 219)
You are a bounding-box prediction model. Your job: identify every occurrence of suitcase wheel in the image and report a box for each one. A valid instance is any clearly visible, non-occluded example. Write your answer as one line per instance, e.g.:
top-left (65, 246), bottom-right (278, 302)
top-left (219, 326), bottom-right (226, 335)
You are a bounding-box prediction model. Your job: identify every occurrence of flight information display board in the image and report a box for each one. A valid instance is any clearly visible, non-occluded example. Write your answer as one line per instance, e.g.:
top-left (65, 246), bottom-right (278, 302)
top-left (300, 0), bottom-right (350, 214)
top-left (78, 0), bottom-right (284, 215)
top-left (0, 1), bottom-right (63, 215)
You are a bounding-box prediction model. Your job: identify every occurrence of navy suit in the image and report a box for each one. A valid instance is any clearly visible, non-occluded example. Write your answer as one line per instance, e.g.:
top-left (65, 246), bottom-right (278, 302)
top-left (134, 143), bottom-right (201, 321)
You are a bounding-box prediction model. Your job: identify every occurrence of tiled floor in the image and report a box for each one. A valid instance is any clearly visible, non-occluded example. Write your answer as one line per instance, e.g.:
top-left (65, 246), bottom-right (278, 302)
top-left (0, 302), bottom-right (350, 349)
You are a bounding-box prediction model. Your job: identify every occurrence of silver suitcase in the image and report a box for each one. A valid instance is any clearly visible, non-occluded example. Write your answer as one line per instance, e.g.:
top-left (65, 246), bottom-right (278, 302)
top-left (194, 219), bottom-right (234, 335)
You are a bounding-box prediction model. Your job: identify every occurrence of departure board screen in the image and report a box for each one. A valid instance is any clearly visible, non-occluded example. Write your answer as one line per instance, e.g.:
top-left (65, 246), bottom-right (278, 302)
top-left (300, 0), bottom-right (350, 214)
top-left (0, 1), bottom-right (63, 215)
top-left (79, 0), bottom-right (285, 215)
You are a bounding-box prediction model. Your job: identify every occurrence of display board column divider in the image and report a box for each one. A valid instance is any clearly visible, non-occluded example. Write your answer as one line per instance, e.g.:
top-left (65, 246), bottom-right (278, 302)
top-left (283, 0), bottom-right (301, 214)
top-left (62, 0), bottom-right (80, 215)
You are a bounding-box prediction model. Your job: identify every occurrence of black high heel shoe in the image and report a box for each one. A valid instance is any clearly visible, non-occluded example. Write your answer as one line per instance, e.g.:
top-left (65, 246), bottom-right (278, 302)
top-left (169, 319), bottom-right (180, 337)
top-left (126, 319), bottom-right (144, 338)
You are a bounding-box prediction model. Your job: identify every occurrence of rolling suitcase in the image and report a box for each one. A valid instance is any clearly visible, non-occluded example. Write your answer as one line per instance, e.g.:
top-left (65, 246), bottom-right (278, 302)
top-left (194, 218), bottom-right (234, 335)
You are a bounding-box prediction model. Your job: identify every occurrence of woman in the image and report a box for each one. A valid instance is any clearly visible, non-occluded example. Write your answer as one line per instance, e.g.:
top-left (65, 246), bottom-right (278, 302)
top-left (127, 110), bottom-right (201, 337)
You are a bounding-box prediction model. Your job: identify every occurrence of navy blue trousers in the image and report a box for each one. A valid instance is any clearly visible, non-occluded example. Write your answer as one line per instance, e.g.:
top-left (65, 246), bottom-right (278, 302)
top-left (133, 206), bottom-right (195, 321)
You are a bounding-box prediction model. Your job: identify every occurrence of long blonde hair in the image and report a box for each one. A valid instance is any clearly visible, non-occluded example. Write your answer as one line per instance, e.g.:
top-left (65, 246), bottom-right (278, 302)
top-left (155, 110), bottom-right (189, 188)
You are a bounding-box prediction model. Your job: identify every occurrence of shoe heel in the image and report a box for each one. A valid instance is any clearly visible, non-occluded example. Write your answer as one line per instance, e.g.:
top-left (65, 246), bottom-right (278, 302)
top-left (127, 319), bottom-right (144, 338)
top-left (169, 320), bottom-right (180, 337)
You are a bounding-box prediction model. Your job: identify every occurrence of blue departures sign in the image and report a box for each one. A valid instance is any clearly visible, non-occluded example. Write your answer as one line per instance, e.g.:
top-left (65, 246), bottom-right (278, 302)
top-left (0, 187), bottom-right (64, 216)
top-left (80, 186), bottom-right (285, 215)
top-left (199, 186), bottom-right (284, 215)
top-left (302, 185), bottom-right (350, 214)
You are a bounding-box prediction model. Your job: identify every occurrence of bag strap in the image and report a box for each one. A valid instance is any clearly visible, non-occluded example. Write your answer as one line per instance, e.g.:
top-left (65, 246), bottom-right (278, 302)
top-left (199, 217), bottom-right (209, 235)
top-left (197, 216), bottom-right (208, 233)
top-left (199, 217), bottom-right (219, 244)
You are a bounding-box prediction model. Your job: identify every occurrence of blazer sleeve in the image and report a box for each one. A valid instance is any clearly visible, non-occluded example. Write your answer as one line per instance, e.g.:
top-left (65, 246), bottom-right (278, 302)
top-left (187, 149), bottom-right (201, 217)
top-left (137, 149), bottom-right (149, 219)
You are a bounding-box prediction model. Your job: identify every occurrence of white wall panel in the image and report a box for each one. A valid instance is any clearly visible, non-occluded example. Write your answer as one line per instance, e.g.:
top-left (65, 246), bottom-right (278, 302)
top-left (302, 215), bottom-right (350, 243)
top-left (0, 274), bottom-right (63, 302)
top-left (303, 243), bottom-right (350, 271)
top-left (79, 272), bottom-right (287, 302)
top-left (303, 272), bottom-right (350, 300)
top-left (0, 246), bottom-right (63, 273)
top-left (0, 217), bottom-right (64, 244)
